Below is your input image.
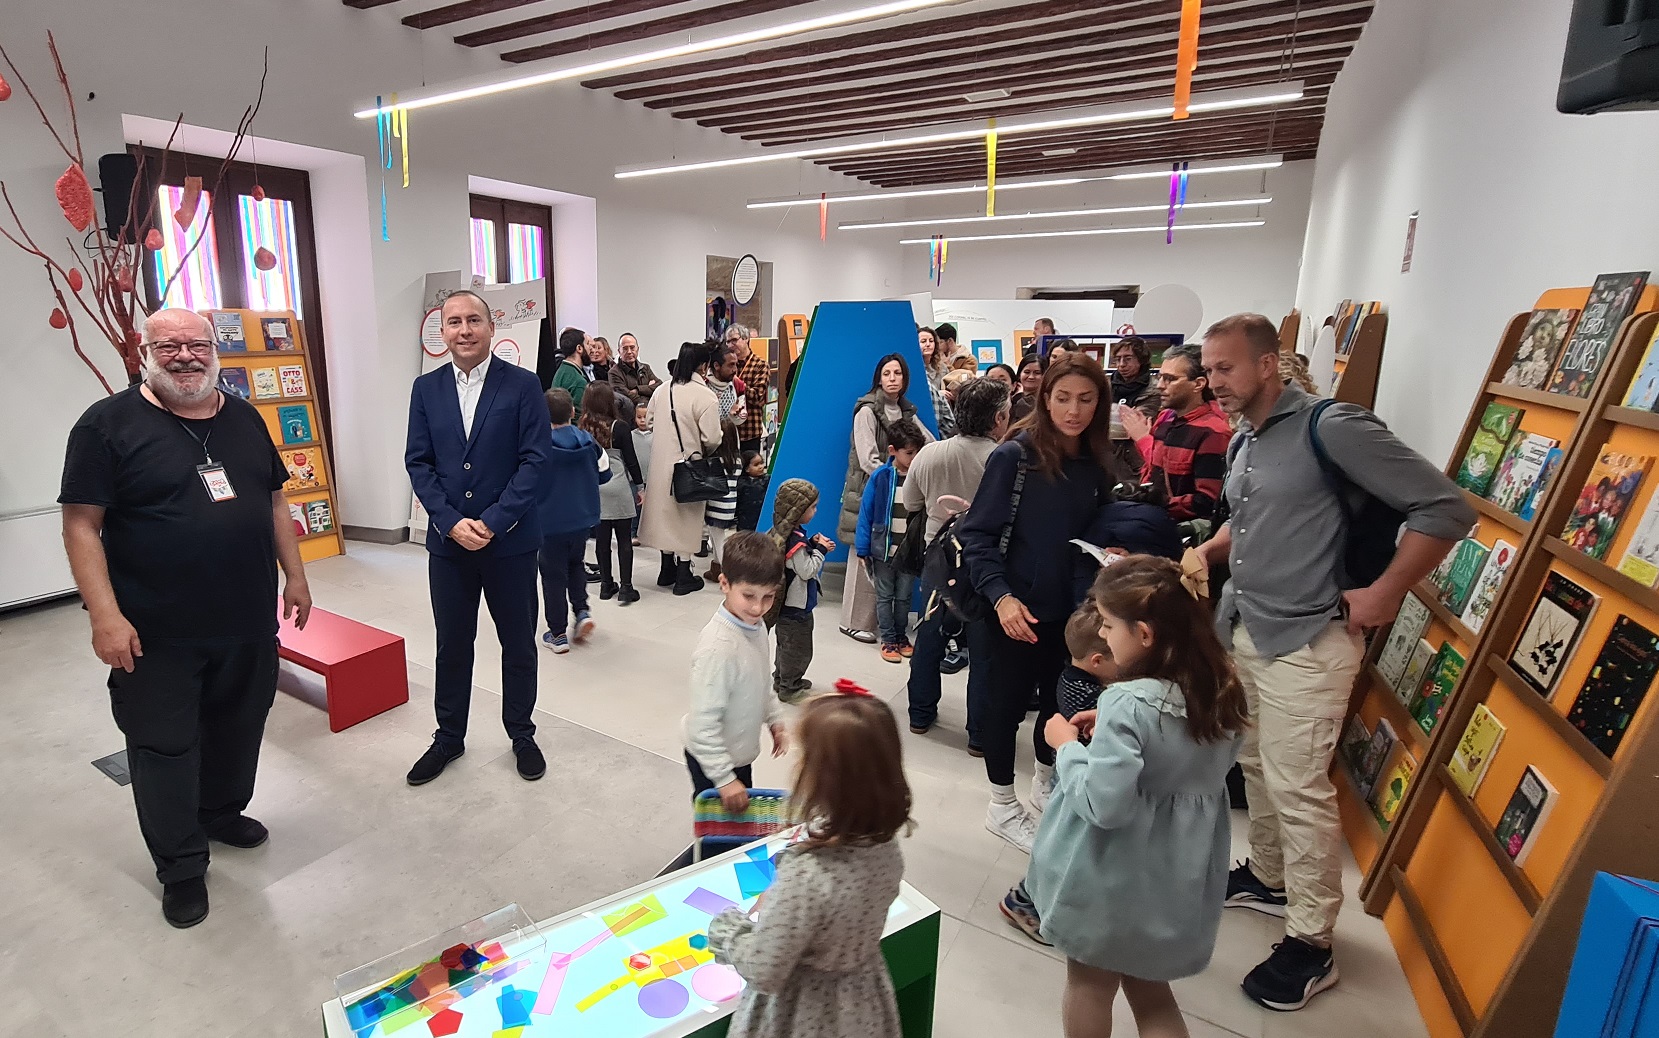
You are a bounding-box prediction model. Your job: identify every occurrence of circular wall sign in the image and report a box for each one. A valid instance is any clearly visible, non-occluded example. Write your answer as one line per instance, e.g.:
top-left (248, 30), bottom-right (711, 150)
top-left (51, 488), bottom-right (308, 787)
top-left (731, 254), bottom-right (759, 306)
top-left (492, 338), bottom-right (521, 366)
top-left (421, 308), bottom-right (447, 357)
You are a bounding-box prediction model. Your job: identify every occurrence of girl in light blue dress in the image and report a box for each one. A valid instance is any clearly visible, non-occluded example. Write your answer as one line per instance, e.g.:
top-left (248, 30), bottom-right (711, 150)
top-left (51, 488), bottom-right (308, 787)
top-left (1026, 555), bottom-right (1247, 1038)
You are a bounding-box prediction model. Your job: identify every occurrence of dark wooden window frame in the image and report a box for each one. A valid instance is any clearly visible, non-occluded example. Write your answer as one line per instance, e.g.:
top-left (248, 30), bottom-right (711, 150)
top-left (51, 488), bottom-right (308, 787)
top-left (469, 193), bottom-right (558, 386)
top-left (133, 147), bottom-right (334, 456)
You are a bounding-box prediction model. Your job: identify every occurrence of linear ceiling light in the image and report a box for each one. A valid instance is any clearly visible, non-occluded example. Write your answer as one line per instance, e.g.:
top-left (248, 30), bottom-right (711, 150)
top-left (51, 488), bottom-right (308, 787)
top-left (616, 85), bottom-right (1303, 179)
top-left (744, 156), bottom-right (1283, 209)
top-left (352, 0), bottom-right (960, 118)
top-left (897, 219), bottom-right (1265, 245)
top-left (840, 196), bottom-right (1271, 231)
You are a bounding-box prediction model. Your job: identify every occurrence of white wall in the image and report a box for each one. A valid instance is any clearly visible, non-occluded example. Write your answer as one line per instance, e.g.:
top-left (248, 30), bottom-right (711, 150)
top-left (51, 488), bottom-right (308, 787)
top-left (1296, 0), bottom-right (1659, 466)
top-left (0, 0), bottom-right (901, 552)
top-left (887, 160), bottom-right (1314, 332)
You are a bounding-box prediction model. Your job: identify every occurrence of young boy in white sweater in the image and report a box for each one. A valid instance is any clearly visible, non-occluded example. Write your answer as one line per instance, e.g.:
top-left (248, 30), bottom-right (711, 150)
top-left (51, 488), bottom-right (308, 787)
top-left (683, 531), bottom-right (791, 814)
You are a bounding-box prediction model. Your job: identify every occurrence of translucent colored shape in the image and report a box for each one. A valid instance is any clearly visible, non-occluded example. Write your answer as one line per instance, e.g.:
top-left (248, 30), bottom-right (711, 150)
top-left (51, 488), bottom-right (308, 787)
top-left (692, 963), bottom-right (744, 1003)
top-left (689, 934), bottom-right (709, 950)
top-left (477, 941), bottom-right (507, 963)
top-left (605, 895), bottom-right (668, 936)
top-left (637, 978), bottom-right (691, 1019)
top-left (379, 1002), bottom-right (427, 1034)
top-left (684, 888), bottom-right (739, 917)
top-left (151, 184), bottom-right (222, 310)
top-left (496, 985), bottom-right (533, 1029)
top-left (439, 944), bottom-right (469, 969)
top-left (238, 194), bottom-right (304, 317)
top-left (426, 1008), bottom-right (463, 1037)
top-left (459, 947), bottom-right (487, 969)
top-left (628, 953), bottom-right (653, 971)
top-left (733, 861), bottom-right (773, 899)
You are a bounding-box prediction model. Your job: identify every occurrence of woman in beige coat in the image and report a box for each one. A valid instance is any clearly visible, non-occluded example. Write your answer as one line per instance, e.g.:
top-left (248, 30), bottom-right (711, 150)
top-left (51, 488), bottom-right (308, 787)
top-left (640, 340), bottom-right (724, 595)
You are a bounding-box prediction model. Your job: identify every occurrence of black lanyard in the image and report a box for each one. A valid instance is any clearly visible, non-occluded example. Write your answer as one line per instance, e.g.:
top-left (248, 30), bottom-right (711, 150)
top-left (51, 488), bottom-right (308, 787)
top-left (153, 386), bottom-right (223, 464)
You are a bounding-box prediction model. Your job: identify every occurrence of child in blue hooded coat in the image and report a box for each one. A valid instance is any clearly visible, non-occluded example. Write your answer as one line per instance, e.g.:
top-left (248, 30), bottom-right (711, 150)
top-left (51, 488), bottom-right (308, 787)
top-left (536, 388), bottom-right (611, 653)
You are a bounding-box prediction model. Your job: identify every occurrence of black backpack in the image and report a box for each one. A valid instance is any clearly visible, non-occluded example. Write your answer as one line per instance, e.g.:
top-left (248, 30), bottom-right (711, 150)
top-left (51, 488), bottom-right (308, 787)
top-left (919, 445), bottom-right (1030, 622)
top-left (1307, 399), bottom-right (1407, 590)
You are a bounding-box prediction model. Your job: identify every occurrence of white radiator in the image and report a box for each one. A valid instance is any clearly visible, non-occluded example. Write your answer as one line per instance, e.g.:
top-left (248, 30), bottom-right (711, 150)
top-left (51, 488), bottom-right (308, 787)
top-left (0, 506), bottom-right (76, 610)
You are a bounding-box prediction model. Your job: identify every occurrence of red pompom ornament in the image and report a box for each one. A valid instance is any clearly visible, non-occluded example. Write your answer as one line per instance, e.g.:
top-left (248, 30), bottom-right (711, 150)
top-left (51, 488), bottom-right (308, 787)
top-left (66, 267), bottom-right (84, 292)
top-left (55, 163), bottom-right (95, 232)
top-left (252, 184), bottom-right (267, 202)
top-left (253, 246), bottom-right (277, 271)
top-left (0, 73), bottom-right (12, 102)
top-left (144, 228), bottom-right (164, 251)
top-left (49, 308), bottom-right (68, 329)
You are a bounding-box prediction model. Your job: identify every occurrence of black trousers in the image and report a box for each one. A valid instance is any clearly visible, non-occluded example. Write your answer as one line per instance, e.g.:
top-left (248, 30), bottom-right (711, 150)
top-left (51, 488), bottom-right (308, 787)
top-left (594, 518), bottom-right (634, 586)
top-left (981, 619), bottom-right (1067, 787)
top-left (537, 531), bottom-right (590, 634)
top-left (107, 638), bottom-right (279, 884)
top-left (686, 751), bottom-right (753, 798)
top-left (430, 548), bottom-right (539, 751)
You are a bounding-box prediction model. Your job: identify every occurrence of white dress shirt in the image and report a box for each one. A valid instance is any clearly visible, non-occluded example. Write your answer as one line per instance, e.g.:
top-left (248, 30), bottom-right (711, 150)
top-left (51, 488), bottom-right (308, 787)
top-left (454, 358), bottom-right (489, 438)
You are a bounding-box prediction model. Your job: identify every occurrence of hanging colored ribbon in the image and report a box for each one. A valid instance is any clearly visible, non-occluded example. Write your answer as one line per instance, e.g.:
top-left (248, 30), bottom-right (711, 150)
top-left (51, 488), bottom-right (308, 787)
top-left (820, 192), bottom-right (827, 241)
top-left (1165, 161), bottom-right (1191, 244)
top-left (935, 236), bottom-right (947, 287)
top-left (395, 106), bottom-right (410, 188)
top-left (928, 238), bottom-right (938, 282)
top-left (376, 95), bottom-right (391, 241)
top-left (985, 118), bottom-right (998, 217)
top-left (1173, 0), bottom-right (1202, 119)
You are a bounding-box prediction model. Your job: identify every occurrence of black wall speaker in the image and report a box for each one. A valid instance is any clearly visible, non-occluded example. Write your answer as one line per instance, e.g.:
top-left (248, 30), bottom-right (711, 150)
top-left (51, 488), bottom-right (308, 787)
top-left (96, 152), bottom-right (138, 241)
top-left (1558, 0), bottom-right (1659, 113)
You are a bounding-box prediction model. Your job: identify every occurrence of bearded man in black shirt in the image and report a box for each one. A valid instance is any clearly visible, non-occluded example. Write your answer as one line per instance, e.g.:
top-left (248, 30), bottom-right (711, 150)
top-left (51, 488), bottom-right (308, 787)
top-left (59, 308), bottom-right (312, 929)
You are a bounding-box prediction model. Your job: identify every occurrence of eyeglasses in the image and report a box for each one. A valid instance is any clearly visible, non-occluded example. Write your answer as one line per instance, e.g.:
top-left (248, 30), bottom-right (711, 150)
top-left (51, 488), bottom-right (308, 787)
top-left (145, 340), bottom-right (217, 358)
top-left (1155, 372), bottom-right (1188, 383)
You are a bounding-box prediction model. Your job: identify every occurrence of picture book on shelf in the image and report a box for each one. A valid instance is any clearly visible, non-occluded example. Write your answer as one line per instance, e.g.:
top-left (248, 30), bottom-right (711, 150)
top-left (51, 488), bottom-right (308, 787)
top-left (287, 502), bottom-right (307, 538)
top-left (278, 364), bottom-right (307, 398)
top-left (1341, 716), bottom-right (1372, 772)
top-left (251, 366), bottom-right (281, 400)
top-left (1561, 449), bottom-right (1651, 561)
top-left (1396, 640), bottom-right (1437, 706)
top-left (282, 449), bottom-right (321, 491)
top-left (278, 404), bottom-right (313, 445)
top-left (1442, 538), bottom-right (1492, 616)
top-left (1518, 446), bottom-right (1565, 523)
top-left (1353, 718), bottom-right (1399, 801)
top-left (1428, 549), bottom-right (1458, 598)
top-left (1565, 615), bottom-right (1659, 759)
top-left (1370, 748), bottom-right (1417, 830)
top-left (212, 312), bottom-right (247, 352)
top-left (1455, 401), bottom-right (1523, 496)
top-left (1621, 325), bottom-right (1659, 411)
top-left (1446, 704), bottom-right (1506, 797)
top-left (1617, 490), bottom-right (1659, 587)
top-left (1460, 540), bottom-right (1517, 634)
top-left (1487, 433), bottom-right (1559, 514)
top-left (1375, 593), bottom-right (1433, 689)
top-left (1412, 643), bottom-right (1465, 734)
top-left (1511, 571), bottom-right (1599, 698)
top-left (262, 316), bottom-right (294, 352)
top-left (305, 499), bottom-right (334, 535)
top-left (1500, 308), bottom-right (1580, 391)
top-left (218, 366), bottom-right (250, 400)
top-left (1494, 765), bottom-right (1558, 866)
top-left (1546, 271), bottom-right (1650, 398)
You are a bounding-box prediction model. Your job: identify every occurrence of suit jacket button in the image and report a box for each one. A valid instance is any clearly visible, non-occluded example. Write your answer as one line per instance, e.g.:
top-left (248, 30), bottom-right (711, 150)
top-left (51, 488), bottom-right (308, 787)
top-left (464, 462), bottom-right (472, 470)
top-left (465, 491), bottom-right (473, 499)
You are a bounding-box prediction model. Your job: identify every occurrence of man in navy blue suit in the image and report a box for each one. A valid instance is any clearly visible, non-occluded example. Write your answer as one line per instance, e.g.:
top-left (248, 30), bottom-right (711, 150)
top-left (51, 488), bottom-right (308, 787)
top-left (405, 291), bottom-right (548, 786)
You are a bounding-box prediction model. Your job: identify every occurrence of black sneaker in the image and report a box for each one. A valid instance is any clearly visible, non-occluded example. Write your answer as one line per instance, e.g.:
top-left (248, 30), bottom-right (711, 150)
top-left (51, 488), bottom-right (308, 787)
top-left (599, 580), bottom-right (619, 600)
top-left (585, 564), bottom-right (601, 583)
top-left (406, 742), bottom-right (464, 786)
top-left (514, 739), bottom-right (546, 781)
top-left (1225, 860), bottom-right (1288, 916)
top-left (618, 584), bottom-right (640, 605)
top-left (1242, 936), bottom-right (1339, 1011)
top-left (162, 876), bottom-right (209, 929)
top-left (205, 815), bottom-right (269, 848)
top-left (939, 650), bottom-right (968, 674)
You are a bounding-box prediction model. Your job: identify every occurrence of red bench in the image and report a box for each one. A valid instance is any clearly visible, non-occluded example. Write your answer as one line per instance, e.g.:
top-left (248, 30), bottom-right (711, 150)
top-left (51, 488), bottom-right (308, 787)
top-left (277, 604), bottom-right (408, 732)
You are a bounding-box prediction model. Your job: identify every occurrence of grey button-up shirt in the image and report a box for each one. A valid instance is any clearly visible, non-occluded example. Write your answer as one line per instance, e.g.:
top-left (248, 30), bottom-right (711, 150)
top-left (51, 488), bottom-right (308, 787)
top-left (1215, 384), bottom-right (1476, 658)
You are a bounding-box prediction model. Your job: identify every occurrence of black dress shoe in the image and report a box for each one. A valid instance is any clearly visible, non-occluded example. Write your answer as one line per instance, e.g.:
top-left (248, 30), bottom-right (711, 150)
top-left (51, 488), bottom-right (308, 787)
top-left (618, 584), bottom-right (640, 605)
top-left (162, 877), bottom-right (209, 929)
top-left (205, 815), bottom-right (269, 849)
top-left (939, 650), bottom-right (968, 674)
top-left (585, 563), bottom-right (602, 583)
top-left (407, 742), bottom-right (464, 786)
top-left (599, 580), bottom-right (619, 600)
top-left (514, 740), bottom-right (546, 781)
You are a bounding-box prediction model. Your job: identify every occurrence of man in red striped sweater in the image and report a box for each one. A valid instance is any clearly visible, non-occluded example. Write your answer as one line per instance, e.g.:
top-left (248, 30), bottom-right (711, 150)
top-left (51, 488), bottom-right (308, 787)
top-left (1119, 342), bottom-right (1233, 523)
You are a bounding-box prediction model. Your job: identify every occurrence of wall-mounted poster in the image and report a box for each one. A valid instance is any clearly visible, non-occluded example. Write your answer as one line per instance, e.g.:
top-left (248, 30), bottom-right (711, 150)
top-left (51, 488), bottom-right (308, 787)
top-left (707, 254), bottom-right (773, 341)
top-left (971, 339), bottom-right (1002, 369)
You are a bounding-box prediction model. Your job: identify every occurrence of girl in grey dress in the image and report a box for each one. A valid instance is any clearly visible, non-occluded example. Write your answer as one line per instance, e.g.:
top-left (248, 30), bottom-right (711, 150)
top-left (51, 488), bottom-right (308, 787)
top-left (579, 384), bottom-right (644, 603)
top-left (1026, 556), bottom-right (1247, 1038)
top-left (707, 693), bottom-right (913, 1038)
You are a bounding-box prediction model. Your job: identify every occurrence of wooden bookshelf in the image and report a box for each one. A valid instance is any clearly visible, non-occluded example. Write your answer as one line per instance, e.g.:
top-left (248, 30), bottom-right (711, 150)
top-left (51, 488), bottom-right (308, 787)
top-left (1330, 302), bottom-right (1387, 408)
top-left (202, 308), bottom-right (344, 563)
top-left (1345, 288), bottom-right (1659, 1038)
top-left (1462, 488), bottom-right (1532, 536)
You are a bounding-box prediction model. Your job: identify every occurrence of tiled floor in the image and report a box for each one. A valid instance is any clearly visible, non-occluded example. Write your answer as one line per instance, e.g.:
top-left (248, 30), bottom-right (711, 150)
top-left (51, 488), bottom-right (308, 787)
top-left (0, 541), bottom-right (1432, 1038)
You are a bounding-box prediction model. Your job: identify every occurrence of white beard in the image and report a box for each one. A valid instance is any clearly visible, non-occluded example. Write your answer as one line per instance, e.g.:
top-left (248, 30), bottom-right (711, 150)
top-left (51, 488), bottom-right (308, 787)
top-left (144, 351), bottom-right (222, 408)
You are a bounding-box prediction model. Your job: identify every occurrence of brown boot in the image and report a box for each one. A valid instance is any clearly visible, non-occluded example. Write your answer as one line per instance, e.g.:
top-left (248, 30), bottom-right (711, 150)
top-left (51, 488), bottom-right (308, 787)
top-left (703, 561), bottom-right (722, 583)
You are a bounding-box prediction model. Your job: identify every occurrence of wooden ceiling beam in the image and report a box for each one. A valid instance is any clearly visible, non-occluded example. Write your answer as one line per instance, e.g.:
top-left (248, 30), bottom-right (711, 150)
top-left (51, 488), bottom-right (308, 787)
top-left (750, 68), bottom-right (1337, 146)
top-left (857, 137), bottom-right (1323, 187)
top-left (342, 0), bottom-right (401, 7)
top-left (716, 47), bottom-right (1348, 138)
top-left (492, 0), bottom-right (821, 59)
top-left (402, 0), bottom-right (540, 30)
top-left (593, 0), bottom-right (1370, 95)
top-left (671, 20), bottom-right (1362, 121)
top-left (586, 0), bottom-right (1170, 90)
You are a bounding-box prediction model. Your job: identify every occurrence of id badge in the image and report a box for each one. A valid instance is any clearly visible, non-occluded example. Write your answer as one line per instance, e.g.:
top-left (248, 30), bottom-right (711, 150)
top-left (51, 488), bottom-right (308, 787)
top-left (197, 463), bottom-right (237, 502)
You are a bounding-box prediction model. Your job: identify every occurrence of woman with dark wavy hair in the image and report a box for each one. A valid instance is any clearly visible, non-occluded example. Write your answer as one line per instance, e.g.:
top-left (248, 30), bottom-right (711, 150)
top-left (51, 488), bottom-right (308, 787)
top-left (958, 352), bottom-right (1120, 852)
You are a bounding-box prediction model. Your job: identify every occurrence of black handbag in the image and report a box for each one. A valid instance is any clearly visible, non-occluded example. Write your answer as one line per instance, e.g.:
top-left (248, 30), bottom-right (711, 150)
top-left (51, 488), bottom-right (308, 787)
top-left (668, 384), bottom-right (729, 503)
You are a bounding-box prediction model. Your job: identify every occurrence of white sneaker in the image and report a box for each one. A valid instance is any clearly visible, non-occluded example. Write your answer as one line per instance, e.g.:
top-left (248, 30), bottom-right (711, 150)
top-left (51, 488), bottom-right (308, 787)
top-left (986, 800), bottom-right (1039, 853)
top-left (1030, 775), bottom-right (1054, 815)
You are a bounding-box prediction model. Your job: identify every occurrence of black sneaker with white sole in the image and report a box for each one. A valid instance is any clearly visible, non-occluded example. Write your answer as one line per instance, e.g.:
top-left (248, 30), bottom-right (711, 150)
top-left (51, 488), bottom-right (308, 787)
top-left (1242, 936), bottom-right (1339, 1011)
top-left (1225, 859), bottom-right (1288, 916)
